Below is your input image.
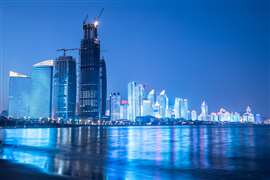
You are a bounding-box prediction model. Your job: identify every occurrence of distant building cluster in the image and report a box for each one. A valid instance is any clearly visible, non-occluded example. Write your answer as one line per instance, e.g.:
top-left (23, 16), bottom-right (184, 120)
top-left (109, 81), bottom-right (261, 123)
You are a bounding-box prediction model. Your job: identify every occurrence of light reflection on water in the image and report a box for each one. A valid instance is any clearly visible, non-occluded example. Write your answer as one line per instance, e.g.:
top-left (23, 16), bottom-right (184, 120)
top-left (0, 126), bottom-right (269, 179)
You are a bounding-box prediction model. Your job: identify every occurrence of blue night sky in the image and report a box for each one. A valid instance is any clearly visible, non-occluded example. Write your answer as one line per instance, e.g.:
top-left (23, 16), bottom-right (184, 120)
top-left (0, 0), bottom-right (269, 117)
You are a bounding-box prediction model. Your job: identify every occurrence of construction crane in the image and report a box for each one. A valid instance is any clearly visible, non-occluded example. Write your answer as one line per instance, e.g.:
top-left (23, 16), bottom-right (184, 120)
top-left (57, 48), bottom-right (80, 56)
top-left (93, 8), bottom-right (104, 27)
top-left (83, 8), bottom-right (104, 27)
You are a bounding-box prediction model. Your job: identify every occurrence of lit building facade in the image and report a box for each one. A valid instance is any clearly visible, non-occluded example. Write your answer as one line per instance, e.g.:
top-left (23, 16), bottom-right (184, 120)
top-left (199, 101), bottom-right (208, 121)
top-left (191, 110), bottom-right (197, 121)
top-left (142, 99), bottom-right (153, 116)
top-left (147, 89), bottom-right (156, 108)
top-left (8, 71), bottom-right (31, 119)
top-left (180, 99), bottom-right (189, 119)
top-left (242, 106), bottom-right (255, 123)
top-left (53, 56), bottom-right (76, 120)
top-left (110, 93), bottom-right (121, 120)
top-left (157, 90), bottom-right (169, 118)
top-left (120, 100), bottom-right (128, 120)
top-left (30, 60), bottom-right (54, 119)
top-left (127, 82), bottom-right (144, 121)
top-left (174, 97), bottom-right (181, 119)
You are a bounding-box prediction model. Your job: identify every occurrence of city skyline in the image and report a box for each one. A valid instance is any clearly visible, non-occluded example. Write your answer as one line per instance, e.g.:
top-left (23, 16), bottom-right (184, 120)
top-left (0, 0), bottom-right (269, 117)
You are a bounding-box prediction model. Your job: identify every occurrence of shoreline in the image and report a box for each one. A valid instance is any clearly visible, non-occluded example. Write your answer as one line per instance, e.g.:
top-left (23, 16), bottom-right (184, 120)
top-left (0, 122), bottom-right (268, 129)
top-left (0, 159), bottom-right (73, 180)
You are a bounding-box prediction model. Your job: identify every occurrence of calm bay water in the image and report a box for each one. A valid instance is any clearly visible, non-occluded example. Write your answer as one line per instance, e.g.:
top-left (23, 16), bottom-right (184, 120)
top-left (0, 126), bottom-right (270, 179)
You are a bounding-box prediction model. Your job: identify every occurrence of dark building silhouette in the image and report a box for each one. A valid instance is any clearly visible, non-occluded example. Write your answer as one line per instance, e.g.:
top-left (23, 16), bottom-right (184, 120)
top-left (79, 20), bottom-right (107, 119)
top-left (53, 56), bottom-right (76, 120)
top-left (100, 57), bottom-right (107, 117)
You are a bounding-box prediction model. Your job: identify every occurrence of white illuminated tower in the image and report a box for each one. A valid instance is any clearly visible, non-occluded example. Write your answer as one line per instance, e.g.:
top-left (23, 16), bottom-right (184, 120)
top-left (147, 89), bottom-right (156, 108)
top-left (157, 90), bottom-right (169, 118)
top-left (142, 99), bottom-right (153, 116)
top-left (127, 82), bottom-right (144, 121)
top-left (200, 101), bottom-right (208, 121)
top-left (191, 110), bottom-right (197, 121)
top-left (128, 82), bottom-right (136, 121)
top-left (174, 97), bottom-right (181, 119)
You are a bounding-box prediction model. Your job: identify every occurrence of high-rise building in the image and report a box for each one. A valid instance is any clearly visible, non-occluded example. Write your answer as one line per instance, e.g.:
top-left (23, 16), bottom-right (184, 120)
top-left (242, 106), bottom-right (255, 123)
top-left (191, 110), bottom-right (197, 121)
top-left (147, 89), bottom-right (156, 108)
top-left (8, 71), bottom-right (31, 119)
top-left (53, 56), bottom-right (76, 120)
top-left (99, 57), bottom-right (107, 118)
top-left (30, 60), bottom-right (54, 119)
top-left (174, 97), bottom-right (181, 119)
top-left (199, 101), bottom-right (208, 121)
top-left (127, 82), bottom-right (144, 121)
top-left (110, 93), bottom-right (121, 120)
top-left (79, 18), bottom-right (107, 120)
top-left (120, 100), bottom-right (128, 120)
top-left (135, 84), bottom-right (144, 117)
top-left (180, 99), bottom-right (189, 119)
top-left (157, 90), bottom-right (169, 118)
top-left (142, 99), bottom-right (153, 116)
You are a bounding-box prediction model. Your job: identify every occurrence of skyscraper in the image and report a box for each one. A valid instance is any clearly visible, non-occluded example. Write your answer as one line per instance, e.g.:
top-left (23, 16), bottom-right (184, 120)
top-left (199, 101), bottom-right (208, 121)
top-left (110, 93), bottom-right (121, 120)
top-left (147, 89), bottom-right (156, 108)
top-left (135, 84), bottom-right (144, 117)
top-left (142, 99), bottom-right (153, 116)
top-left (174, 97), bottom-right (181, 119)
top-left (53, 56), bottom-right (76, 120)
top-left (8, 71), bottom-right (31, 119)
top-left (191, 110), bottom-right (197, 121)
top-left (120, 100), bottom-right (128, 120)
top-left (157, 90), bottom-right (169, 118)
top-left (127, 82), bottom-right (145, 121)
top-left (128, 82), bottom-right (136, 121)
top-left (99, 57), bottom-right (107, 118)
top-left (180, 99), bottom-right (189, 120)
top-left (30, 60), bottom-right (54, 119)
top-left (79, 18), bottom-right (107, 120)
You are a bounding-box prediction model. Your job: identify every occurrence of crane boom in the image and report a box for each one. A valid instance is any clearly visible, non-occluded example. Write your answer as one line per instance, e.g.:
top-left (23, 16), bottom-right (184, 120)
top-left (57, 48), bottom-right (80, 56)
top-left (97, 8), bottom-right (104, 19)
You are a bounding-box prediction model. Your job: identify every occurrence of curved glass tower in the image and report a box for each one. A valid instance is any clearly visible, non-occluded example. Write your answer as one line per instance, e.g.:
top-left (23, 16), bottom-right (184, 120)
top-left (30, 60), bottom-right (54, 119)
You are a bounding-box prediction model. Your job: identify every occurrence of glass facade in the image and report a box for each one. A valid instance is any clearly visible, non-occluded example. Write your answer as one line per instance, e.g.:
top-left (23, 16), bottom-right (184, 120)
top-left (8, 71), bottom-right (31, 118)
top-left (53, 56), bottom-right (76, 120)
top-left (30, 60), bottom-right (54, 119)
top-left (157, 90), bottom-right (168, 118)
top-left (110, 93), bottom-right (121, 120)
top-left (128, 82), bottom-right (145, 121)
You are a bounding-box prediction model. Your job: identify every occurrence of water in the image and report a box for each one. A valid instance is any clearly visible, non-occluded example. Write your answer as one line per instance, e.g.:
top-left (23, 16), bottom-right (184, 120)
top-left (0, 125), bottom-right (270, 179)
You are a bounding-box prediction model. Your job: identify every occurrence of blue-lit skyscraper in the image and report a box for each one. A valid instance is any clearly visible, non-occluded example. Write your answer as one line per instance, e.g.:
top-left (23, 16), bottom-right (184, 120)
top-left (53, 56), bottom-right (76, 120)
top-left (30, 60), bottom-right (54, 119)
top-left (8, 71), bottom-right (31, 118)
